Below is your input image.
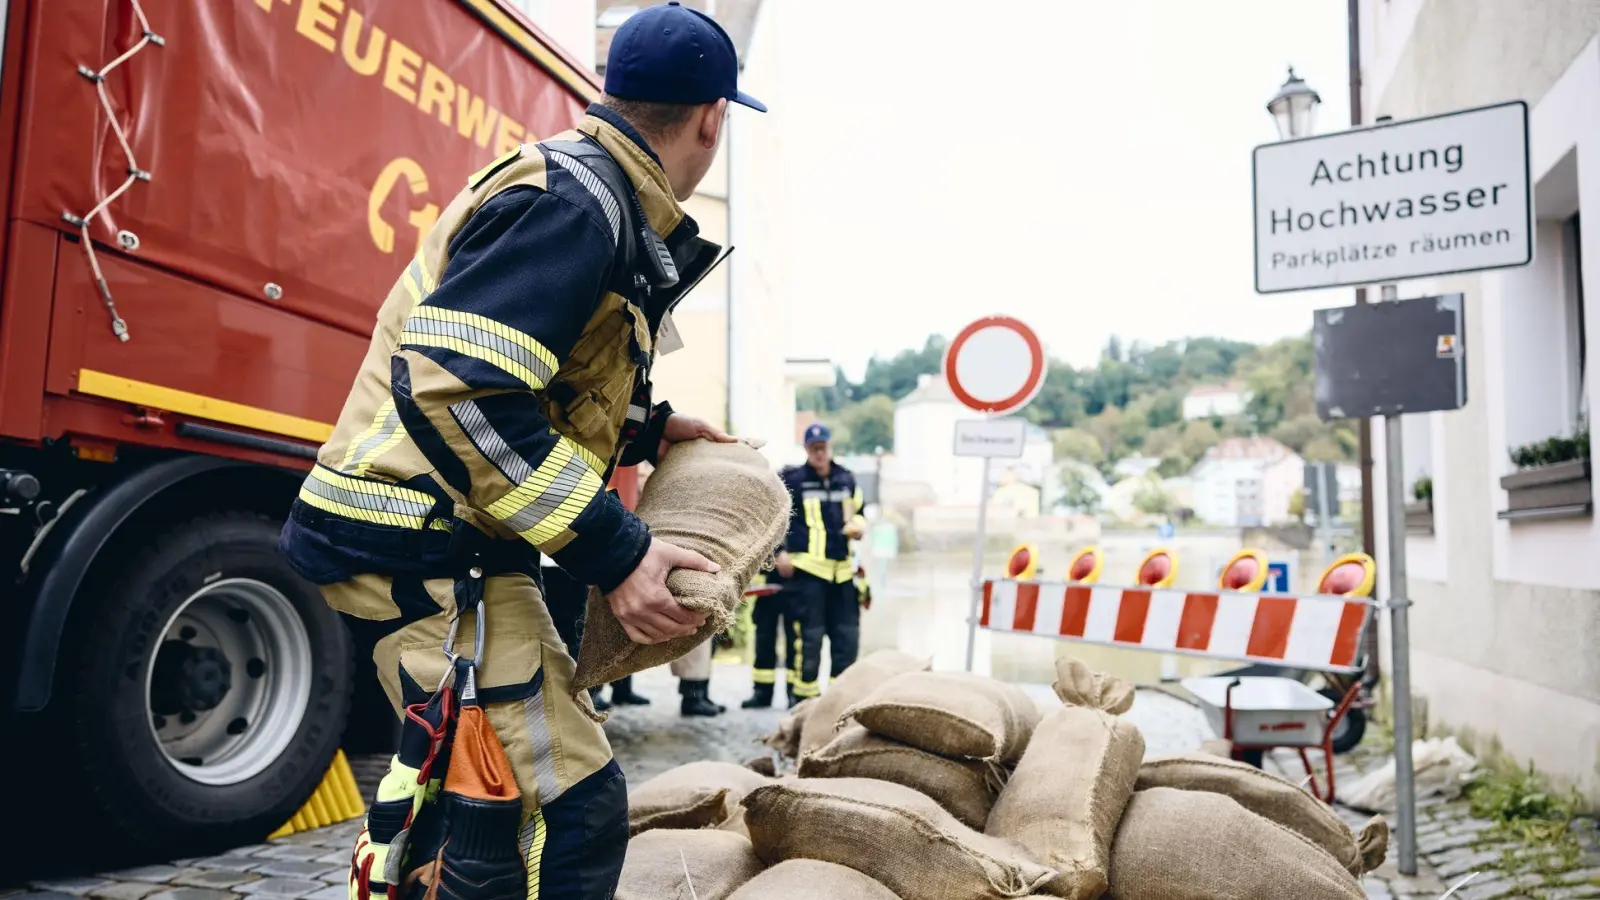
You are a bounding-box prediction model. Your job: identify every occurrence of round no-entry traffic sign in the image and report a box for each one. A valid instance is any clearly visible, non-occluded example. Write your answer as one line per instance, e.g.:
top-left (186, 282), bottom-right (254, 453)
top-left (943, 316), bottom-right (1046, 414)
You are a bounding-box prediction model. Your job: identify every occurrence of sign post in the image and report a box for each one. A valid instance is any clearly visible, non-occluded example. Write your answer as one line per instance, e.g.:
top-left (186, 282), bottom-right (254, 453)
top-left (1312, 287), bottom-right (1470, 875)
top-left (1256, 101), bottom-right (1529, 876)
top-left (944, 316), bottom-right (1046, 673)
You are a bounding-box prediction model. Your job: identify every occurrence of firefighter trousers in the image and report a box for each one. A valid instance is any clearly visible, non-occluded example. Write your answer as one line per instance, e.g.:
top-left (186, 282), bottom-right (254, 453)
top-left (325, 572), bottom-right (627, 900)
top-left (749, 590), bottom-right (789, 689)
top-left (781, 573), bottom-right (829, 699)
top-left (823, 578), bottom-right (861, 677)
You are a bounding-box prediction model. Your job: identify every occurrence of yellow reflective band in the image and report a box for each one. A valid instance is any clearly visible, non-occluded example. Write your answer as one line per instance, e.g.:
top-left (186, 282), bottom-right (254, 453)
top-left (804, 498), bottom-right (824, 558)
top-left (752, 669), bottom-right (777, 685)
top-left (339, 399), bottom-right (405, 477)
top-left (401, 306), bottom-right (559, 390)
top-left (566, 437), bottom-right (605, 474)
top-left (77, 369), bottom-right (333, 444)
top-left (853, 487), bottom-right (865, 513)
top-left (793, 680), bottom-right (821, 698)
top-left (298, 467), bottom-right (436, 530)
top-left (524, 809), bottom-right (547, 899)
top-left (790, 553), bottom-right (853, 583)
top-left (485, 438), bottom-right (603, 546)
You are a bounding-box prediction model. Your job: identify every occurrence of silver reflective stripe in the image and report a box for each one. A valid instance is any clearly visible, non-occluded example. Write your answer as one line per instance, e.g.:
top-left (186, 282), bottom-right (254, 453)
top-left (301, 475), bottom-right (432, 518)
top-left (827, 490), bottom-right (851, 502)
top-left (522, 688), bottom-right (563, 805)
top-left (346, 406), bottom-right (401, 471)
top-left (407, 258), bottom-right (429, 298)
top-left (801, 489), bottom-right (828, 501)
top-left (402, 316), bottom-right (554, 387)
top-left (451, 400), bottom-right (533, 484)
top-left (500, 453), bottom-right (593, 535)
top-left (626, 403), bottom-right (648, 423)
top-left (547, 150), bottom-right (622, 244)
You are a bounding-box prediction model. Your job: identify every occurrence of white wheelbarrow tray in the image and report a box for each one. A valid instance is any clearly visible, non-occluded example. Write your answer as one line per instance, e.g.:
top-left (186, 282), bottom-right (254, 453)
top-left (1181, 675), bottom-right (1334, 749)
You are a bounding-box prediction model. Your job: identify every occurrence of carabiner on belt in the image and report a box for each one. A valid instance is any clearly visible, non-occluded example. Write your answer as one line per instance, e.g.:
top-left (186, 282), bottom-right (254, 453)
top-left (439, 565), bottom-right (488, 701)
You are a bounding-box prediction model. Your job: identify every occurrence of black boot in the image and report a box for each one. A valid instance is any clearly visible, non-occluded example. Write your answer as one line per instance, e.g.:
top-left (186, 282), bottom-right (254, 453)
top-left (609, 676), bottom-right (651, 706)
top-left (589, 686), bottom-right (611, 713)
top-left (680, 680), bottom-right (723, 717)
top-left (786, 684), bottom-right (800, 709)
top-left (741, 683), bottom-right (775, 709)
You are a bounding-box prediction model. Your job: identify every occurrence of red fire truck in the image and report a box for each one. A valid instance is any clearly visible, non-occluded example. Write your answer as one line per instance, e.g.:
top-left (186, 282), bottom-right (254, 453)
top-left (0, 0), bottom-right (630, 855)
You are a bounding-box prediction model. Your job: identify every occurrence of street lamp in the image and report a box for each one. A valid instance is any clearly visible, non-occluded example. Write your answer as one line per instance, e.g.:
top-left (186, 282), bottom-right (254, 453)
top-left (1267, 66), bottom-right (1322, 140)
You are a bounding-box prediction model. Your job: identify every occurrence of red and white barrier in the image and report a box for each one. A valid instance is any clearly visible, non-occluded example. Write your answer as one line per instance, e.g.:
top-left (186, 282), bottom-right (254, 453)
top-left (980, 581), bottom-right (1372, 674)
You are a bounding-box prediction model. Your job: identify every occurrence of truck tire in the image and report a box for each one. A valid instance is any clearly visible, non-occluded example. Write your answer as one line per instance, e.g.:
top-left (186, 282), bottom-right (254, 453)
top-left (68, 512), bottom-right (352, 857)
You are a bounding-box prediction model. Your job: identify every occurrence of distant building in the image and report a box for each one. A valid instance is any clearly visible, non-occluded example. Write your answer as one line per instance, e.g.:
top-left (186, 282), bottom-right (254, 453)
top-left (1182, 382), bottom-right (1250, 420)
top-left (1189, 437), bottom-right (1302, 526)
top-left (890, 374), bottom-right (1051, 507)
top-left (1112, 456), bottom-right (1163, 480)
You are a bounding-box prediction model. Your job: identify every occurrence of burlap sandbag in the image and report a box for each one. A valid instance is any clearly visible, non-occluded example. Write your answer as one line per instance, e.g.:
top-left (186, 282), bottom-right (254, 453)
top-left (616, 829), bottom-right (765, 900)
top-left (744, 777), bottom-right (1055, 900)
top-left (728, 860), bottom-right (902, 900)
top-left (763, 698), bottom-right (813, 760)
top-left (717, 806), bottom-right (751, 840)
top-left (1136, 754), bottom-right (1389, 875)
top-left (1109, 788), bottom-right (1365, 900)
top-left (798, 649), bottom-right (929, 756)
top-left (841, 671), bottom-right (1040, 763)
top-left (628, 761), bottom-right (772, 836)
top-left (799, 724), bottom-right (1002, 829)
top-left (574, 439), bottom-right (790, 692)
top-left (986, 660), bottom-right (1143, 900)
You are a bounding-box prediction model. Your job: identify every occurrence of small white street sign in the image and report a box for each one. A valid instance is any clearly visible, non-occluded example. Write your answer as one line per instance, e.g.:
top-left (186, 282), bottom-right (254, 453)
top-left (1254, 101), bottom-right (1531, 293)
top-left (953, 417), bottom-right (1027, 458)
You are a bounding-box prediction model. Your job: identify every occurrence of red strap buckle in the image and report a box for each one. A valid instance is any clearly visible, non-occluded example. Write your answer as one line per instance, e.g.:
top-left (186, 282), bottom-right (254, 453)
top-left (406, 686), bottom-right (456, 785)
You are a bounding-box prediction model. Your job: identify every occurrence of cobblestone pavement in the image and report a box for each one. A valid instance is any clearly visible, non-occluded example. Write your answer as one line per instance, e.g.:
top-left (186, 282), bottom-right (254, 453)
top-left (9, 662), bottom-right (1596, 900)
top-left (1263, 746), bottom-right (1600, 900)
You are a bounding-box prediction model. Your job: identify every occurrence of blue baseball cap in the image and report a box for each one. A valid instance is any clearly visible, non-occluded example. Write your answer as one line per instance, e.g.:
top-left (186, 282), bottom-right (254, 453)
top-left (804, 423), bottom-right (831, 446)
top-left (605, 2), bottom-right (767, 112)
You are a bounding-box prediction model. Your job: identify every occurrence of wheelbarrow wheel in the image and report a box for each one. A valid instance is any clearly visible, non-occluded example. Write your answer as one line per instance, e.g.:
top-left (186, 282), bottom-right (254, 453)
top-left (1320, 687), bottom-right (1367, 754)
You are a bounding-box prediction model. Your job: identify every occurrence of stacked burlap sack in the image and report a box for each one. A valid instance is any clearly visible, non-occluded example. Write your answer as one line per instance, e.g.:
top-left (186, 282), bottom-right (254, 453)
top-left (620, 650), bottom-right (1389, 900)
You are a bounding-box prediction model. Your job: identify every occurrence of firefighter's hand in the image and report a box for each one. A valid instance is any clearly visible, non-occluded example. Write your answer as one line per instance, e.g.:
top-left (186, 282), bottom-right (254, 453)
top-left (659, 413), bottom-right (740, 460)
top-left (607, 538), bottom-right (716, 645)
top-left (774, 550), bottom-right (795, 578)
top-left (844, 520), bottom-right (866, 540)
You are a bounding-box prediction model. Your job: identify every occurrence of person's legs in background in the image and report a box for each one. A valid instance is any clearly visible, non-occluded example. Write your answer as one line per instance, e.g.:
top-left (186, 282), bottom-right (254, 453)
top-left (744, 583), bottom-right (786, 708)
top-left (823, 578), bottom-right (861, 678)
top-left (608, 674), bottom-right (651, 706)
top-left (784, 572), bottom-right (826, 706)
top-left (670, 637), bottom-right (723, 716)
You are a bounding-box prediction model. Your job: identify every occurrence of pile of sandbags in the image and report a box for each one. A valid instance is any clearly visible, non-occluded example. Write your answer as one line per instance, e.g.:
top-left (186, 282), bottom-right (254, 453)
top-left (623, 650), bottom-right (1387, 900)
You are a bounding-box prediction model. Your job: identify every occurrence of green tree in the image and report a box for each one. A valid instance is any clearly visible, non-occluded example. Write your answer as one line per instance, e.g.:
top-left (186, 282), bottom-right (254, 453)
top-left (1180, 419), bottom-right (1222, 460)
top-left (1085, 407), bottom-right (1125, 462)
top-left (831, 394), bottom-right (895, 454)
top-left (1288, 487), bottom-right (1307, 519)
top-left (1141, 423), bottom-right (1183, 459)
top-left (796, 365), bottom-right (853, 412)
top-left (857, 335), bottom-right (947, 401)
top-left (1132, 476), bottom-right (1174, 515)
top-left (1025, 360), bottom-right (1086, 428)
top-left (1052, 427), bottom-right (1104, 464)
top-left (1058, 465), bottom-right (1102, 513)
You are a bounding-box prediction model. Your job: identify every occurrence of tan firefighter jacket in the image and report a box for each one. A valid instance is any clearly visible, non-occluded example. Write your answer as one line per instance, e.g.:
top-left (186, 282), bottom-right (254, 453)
top-left (280, 106), bottom-right (721, 593)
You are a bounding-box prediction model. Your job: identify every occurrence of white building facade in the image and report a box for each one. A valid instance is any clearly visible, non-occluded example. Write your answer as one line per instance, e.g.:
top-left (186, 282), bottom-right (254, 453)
top-left (890, 374), bottom-right (1051, 508)
top-left (1189, 438), bottom-right (1303, 527)
top-left (1360, 0), bottom-right (1600, 803)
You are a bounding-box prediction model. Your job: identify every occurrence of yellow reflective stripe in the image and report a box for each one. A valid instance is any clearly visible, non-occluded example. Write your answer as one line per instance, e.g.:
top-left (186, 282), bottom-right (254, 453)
top-left (485, 438), bottom-right (603, 546)
top-left (298, 467), bottom-right (435, 529)
top-left (339, 399), bottom-right (404, 477)
top-left (790, 553), bottom-right (853, 582)
top-left (804, 498), bottom-right (824, 557)
top-left (401, 262), bottom-right (425, 308)
top-left (853, 487), bottom-right (865, 512)
top-left (793, 680), bottom-right (820, 698)
top-left (567, 438), bottom-right (605, 474)
top-left (752, 669), bottom-right (777, 684)
top-left (523, 809), bottom-right (547, 899)
top-left (401, 306), bottom-right (560, 389)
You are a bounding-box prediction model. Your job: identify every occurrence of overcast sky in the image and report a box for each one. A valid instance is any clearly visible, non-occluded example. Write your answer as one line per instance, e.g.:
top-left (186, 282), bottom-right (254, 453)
top-left (767, 0), bottom-right (1354, 377)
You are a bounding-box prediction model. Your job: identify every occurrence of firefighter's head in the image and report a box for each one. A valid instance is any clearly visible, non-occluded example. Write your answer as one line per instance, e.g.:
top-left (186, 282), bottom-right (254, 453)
top-left (803, 423), bottom-right (833, 471)
top-left (603, 2), bottom-right (766, 201)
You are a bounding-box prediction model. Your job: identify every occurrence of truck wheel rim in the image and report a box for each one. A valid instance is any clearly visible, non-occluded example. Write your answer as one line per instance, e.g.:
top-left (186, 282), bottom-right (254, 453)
top-left (145, 578), bottom-right (313, 786)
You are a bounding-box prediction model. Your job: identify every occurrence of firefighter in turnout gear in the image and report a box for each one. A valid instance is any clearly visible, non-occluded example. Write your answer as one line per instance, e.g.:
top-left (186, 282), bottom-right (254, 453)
top-left (770, 424), bottom-right (865, 704)
top-left (277, 4), bottom-right (765, 897)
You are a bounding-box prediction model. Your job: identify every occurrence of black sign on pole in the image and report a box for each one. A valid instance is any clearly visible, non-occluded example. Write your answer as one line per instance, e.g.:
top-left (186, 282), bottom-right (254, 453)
top-left (1304, 462), bottom-right (1339, 521)
top-left (1313, 294), bottom-right (1467, 420)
